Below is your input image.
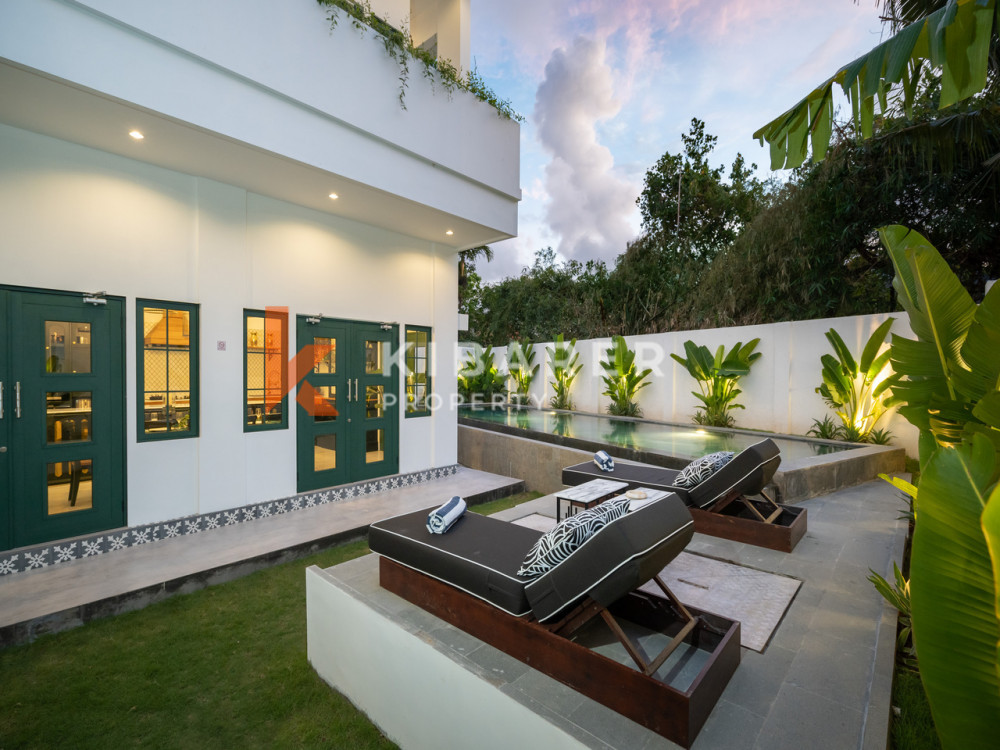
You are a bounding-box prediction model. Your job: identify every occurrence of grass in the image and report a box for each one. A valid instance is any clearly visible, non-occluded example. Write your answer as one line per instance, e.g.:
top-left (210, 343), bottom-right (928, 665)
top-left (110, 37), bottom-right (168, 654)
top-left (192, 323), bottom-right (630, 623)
top-left (0, 491), bottom-right (543, 749)
top-left (470, 490), bottom-right (543, 516)
top-left (891, 668), bottom-right (941, 750)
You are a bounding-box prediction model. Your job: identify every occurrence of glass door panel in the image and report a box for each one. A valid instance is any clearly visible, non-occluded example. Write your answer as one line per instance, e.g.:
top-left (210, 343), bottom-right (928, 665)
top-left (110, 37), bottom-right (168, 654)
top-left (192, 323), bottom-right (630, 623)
top-left (296, 318), bottom-right (398, 492)
top-left (349, 324), bottom-right (398, 482)
top-left (6, 290), bottom-right (125, 548)
top-left (296, 317), bottom-right (349, 491)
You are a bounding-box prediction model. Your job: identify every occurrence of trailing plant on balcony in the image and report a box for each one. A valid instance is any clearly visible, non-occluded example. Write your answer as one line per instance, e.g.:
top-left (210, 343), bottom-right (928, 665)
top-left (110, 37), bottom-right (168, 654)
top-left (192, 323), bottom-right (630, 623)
top-left (814, 319), bottom-right (900, 444)
top-left (506, 339), bottom-right (539, 406)
top-left (599, 336), bottom-right (652, 417)
top-left (547, 334), bottom-right (582, 411)
top-left (457, 345), bottom-right (505, 404)
top-left (671, 339), bottom-right (761, 427)
top-left (317, 0), bottom-right (523, 121)
top-left (872, 225), bottom-right (1000, 749)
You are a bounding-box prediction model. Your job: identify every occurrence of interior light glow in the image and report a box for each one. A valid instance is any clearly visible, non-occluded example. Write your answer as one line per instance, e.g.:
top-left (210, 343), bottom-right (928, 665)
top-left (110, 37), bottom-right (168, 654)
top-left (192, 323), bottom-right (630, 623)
top-left (328, 193), bottom-right (339, 200)
top-left (445, 230), bottom-right (454, 236)
top-left (129, 130), bottom-right (144, 140)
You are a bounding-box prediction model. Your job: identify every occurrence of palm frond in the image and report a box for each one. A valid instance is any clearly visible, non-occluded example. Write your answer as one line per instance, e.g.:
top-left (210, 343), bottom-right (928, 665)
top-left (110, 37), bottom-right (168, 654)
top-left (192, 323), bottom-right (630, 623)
top-left (756, 0), bottom-right (998, 169)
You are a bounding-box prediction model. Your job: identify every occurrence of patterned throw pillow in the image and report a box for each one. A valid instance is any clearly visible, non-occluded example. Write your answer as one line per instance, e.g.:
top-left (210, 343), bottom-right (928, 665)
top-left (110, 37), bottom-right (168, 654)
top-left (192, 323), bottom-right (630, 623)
top-left (673, 451), bottom-right (735, 489)
top-left (518, 496), bottom-right (631, 579)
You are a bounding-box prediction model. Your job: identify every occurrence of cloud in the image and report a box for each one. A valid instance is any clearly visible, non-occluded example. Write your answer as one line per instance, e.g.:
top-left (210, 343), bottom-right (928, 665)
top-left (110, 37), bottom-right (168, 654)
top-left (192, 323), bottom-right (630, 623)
top-left (534, 37), bottom-right (638, 265)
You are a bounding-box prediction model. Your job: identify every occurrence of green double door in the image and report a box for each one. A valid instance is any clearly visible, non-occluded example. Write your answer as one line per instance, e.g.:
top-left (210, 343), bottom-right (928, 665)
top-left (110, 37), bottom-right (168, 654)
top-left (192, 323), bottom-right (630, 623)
top-left (295, 316), bottom-right (398, 492)
top-left (0, 289), bottom-right (126, 550)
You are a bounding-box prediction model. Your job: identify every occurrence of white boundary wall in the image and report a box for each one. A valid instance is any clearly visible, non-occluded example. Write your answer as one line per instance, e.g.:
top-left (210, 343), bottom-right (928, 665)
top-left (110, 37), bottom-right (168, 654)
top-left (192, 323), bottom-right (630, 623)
top-left (460, 312), bottom-right (920, 458)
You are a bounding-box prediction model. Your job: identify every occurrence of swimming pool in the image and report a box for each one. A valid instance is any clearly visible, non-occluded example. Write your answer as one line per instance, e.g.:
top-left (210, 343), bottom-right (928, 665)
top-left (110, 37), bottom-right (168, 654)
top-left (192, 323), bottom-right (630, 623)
top-left (458, 406), bottom-right (851, 462)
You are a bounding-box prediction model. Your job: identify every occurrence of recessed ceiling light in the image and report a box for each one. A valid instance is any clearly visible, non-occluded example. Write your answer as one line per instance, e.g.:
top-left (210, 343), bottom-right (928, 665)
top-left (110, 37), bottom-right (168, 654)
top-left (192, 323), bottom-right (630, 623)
top-left (129, 130), bottom-right (144, 140)
top-left (328, 193), bottom-right (339, 200)
top-left (445, 230), bottom-right (454, 236)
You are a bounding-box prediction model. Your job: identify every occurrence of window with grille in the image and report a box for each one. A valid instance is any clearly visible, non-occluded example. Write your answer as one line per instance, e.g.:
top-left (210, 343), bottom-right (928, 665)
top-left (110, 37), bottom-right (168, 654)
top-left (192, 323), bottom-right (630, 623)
top-left (404, 326), bottom-right (431, 417)
top-left (137, 300), bottom-right (199, 440)
top-left (244, 309), bottom-right (288, 431)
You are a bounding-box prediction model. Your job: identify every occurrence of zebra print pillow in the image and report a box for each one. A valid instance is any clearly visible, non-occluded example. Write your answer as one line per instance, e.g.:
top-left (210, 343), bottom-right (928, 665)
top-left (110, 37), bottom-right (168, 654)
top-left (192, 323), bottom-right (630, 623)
top-left (518, 496), bottom-right (631, 579)
top-left (673, 451), bottom-right (735, 489)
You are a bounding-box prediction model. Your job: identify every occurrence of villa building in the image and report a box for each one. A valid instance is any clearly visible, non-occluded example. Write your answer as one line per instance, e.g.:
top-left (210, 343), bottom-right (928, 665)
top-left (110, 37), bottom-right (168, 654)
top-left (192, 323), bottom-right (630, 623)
top-left (0, 0), bottom-right (520, 556)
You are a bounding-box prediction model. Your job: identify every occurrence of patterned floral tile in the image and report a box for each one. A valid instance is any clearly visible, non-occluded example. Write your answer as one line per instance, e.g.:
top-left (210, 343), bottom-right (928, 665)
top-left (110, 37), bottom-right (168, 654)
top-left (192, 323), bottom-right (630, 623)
top-left (0, 552), bottom-right (22, 575)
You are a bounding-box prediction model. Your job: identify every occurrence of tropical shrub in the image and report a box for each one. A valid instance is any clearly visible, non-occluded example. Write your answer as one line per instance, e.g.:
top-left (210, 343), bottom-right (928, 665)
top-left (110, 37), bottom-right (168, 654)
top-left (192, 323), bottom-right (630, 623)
top-left (816, 319), bottom-right (899, 443)
top-left (457, 345), bottom-right (506, 404)
top-left (506, 339), bottom-right (540, 406)
top-left (806, 414), bottom-right (841, 441)
top-left (875, 225), bottom-right (1000, 749)
top-left (547, 334), bottom-right (582, 411)
top-left (868, 561), bottom-right (918, 671)
top-left (671, 339), bottom-right (762, 427)
top-left (599, 336), bottom-right (652, 417)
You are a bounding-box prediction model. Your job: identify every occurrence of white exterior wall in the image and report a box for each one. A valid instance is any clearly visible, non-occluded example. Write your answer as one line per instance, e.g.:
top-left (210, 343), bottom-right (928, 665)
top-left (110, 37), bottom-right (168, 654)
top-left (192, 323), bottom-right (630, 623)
top-left (468, 313), bottom-right (920, 457)
top-left (0, 123), bottom-right (458, 525)
top-left (0, 0), bottom-right (519, 234)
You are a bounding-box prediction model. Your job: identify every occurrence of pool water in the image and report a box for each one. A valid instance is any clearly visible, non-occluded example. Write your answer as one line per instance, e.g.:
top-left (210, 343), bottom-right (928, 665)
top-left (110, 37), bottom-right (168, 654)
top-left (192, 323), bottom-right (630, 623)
top-left (459, 406), bottom-right (850, 461)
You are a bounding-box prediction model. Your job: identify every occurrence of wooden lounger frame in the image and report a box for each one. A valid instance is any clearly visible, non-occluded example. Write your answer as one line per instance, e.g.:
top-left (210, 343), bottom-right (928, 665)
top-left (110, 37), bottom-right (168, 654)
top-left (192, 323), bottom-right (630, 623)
top-left (694, 487), bottom-right (807, 553)
top-left (379, 557), bottom-right (741, 748)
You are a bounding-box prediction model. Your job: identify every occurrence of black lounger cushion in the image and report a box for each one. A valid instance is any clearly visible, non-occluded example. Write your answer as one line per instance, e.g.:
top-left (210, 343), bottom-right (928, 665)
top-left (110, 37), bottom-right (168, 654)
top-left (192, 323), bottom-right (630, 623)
top-left (686, 440), bottom-right (780, 509)
top-left (526, 493), bottom-right (694, 623)
top-left (561, 439), bottom-right (781, 511)
top-left (369, 508), bottom-right (541, 617)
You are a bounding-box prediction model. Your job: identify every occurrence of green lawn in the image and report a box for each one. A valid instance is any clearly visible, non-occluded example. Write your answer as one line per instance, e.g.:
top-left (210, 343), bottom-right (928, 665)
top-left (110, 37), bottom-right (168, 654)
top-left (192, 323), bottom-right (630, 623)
top-left (0, 491), bottom-right (542, 749)
top-left (891, 668), bottom-right (941, 750)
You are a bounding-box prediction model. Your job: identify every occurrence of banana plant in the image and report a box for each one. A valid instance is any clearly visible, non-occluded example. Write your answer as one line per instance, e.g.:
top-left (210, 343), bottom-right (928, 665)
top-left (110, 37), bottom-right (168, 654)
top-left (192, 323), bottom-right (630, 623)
top-left (671, 339), bottom-right (761, 427)
top-left (599, 335), bottom-right (652, 417)
top-left (506, 339), bottom-right (540, 406)
top-left (457, 345), bottom-right (506, 404)
top-left (816, 319), bottom-right (900, 442)
top-left (547, 334), bottom-right (582, 411)
top-left (877, 225), bottom-right (1000, 749)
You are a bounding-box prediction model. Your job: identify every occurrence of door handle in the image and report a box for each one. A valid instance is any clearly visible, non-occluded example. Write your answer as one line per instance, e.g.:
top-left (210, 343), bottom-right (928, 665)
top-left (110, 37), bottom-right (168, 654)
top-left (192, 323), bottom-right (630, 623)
top-left (346, 379), bottom-right (352, 402)
top-left (15, 381), bottom-right (20, 419)
top-left (354, 379), bottom-right (359, 403)
top-left (0, 381), bottom-right (4, 419)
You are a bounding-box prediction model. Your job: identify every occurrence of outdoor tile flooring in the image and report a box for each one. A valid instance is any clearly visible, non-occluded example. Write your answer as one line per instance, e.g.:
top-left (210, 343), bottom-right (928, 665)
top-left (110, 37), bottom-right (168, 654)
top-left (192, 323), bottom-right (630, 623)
top-left (0, 465), bottom-right (908, 750)
top-left (316, 476), bottom-right (908, 749)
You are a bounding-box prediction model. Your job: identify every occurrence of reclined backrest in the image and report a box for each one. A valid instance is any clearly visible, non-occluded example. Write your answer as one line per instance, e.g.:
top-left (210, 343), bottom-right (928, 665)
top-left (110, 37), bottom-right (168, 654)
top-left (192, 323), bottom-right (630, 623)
top-left (525, 493), bottom-right (694, 622)
top-left (687, 439), bottom-right (780, 510)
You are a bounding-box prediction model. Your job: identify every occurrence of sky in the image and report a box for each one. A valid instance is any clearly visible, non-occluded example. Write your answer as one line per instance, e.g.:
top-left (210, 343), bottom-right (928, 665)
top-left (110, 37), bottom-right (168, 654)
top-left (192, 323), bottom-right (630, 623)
top-left (468, 0), bottom-right (888, 282)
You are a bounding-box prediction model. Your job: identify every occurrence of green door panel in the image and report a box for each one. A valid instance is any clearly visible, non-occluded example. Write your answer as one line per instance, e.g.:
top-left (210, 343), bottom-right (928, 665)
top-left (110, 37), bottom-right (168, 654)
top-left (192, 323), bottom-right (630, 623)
top-left (296, 317), bottom-right (398, 492)
top-left (4, 290), bottom-right (126, 548)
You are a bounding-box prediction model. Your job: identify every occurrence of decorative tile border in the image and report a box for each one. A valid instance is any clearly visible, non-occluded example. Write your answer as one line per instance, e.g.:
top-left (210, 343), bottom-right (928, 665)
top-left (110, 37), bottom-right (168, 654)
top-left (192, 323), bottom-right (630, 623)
top-left (0, 465), bottom-right (460, 578)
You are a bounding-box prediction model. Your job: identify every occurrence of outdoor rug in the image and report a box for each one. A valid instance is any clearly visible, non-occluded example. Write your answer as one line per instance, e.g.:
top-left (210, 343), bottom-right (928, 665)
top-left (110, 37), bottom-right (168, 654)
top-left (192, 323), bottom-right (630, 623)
top-left (511, 513), bottom-right (800, 652)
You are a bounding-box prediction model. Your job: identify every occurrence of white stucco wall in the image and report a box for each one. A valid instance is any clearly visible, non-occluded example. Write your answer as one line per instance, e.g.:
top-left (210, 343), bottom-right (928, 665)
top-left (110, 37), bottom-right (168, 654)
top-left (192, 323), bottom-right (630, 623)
top-left (0, 0), bottom-right (518, 224)
top-left (465, 313), bottom-right (920, 457)
top-left (0, 122), bottom-right (459, 525)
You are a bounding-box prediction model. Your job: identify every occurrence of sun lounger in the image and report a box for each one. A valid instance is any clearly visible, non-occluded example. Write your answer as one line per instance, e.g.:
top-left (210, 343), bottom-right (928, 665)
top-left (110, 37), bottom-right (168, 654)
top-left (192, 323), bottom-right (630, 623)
top-left (562, 439), bottom-right (807, 552)
top-left (369, 493), bottom-right (740, 747)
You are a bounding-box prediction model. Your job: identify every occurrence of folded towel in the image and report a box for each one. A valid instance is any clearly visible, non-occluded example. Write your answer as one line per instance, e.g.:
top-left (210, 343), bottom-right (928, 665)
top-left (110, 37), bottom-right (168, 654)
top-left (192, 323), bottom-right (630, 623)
top-left (427, 496), bottom-right (467, 534)
top-left (593, 450), bottom-right (615, 472)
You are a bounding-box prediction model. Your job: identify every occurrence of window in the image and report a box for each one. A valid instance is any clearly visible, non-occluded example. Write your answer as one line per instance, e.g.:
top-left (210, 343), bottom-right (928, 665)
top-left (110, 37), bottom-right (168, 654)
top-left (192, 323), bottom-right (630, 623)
top-left (244, 309), bottom-right (288, 431)
top-left (404, 326), bottom-right (431, 417)
top-left (137, 300), bottom-right (199, 440)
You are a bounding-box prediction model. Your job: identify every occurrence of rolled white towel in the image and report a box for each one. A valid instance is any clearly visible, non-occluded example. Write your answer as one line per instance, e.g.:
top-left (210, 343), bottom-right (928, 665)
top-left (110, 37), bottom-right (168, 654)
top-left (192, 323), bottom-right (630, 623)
top-left (426, 495), bottom-right (467, 534)
top-left (594, 450), bottom-right (615, 472)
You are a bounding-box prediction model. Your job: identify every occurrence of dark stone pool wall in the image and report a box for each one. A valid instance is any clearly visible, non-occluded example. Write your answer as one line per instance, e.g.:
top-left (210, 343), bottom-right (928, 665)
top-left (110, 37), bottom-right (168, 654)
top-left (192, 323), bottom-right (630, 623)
top-left (458, 422), bottom-right (906, 503)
